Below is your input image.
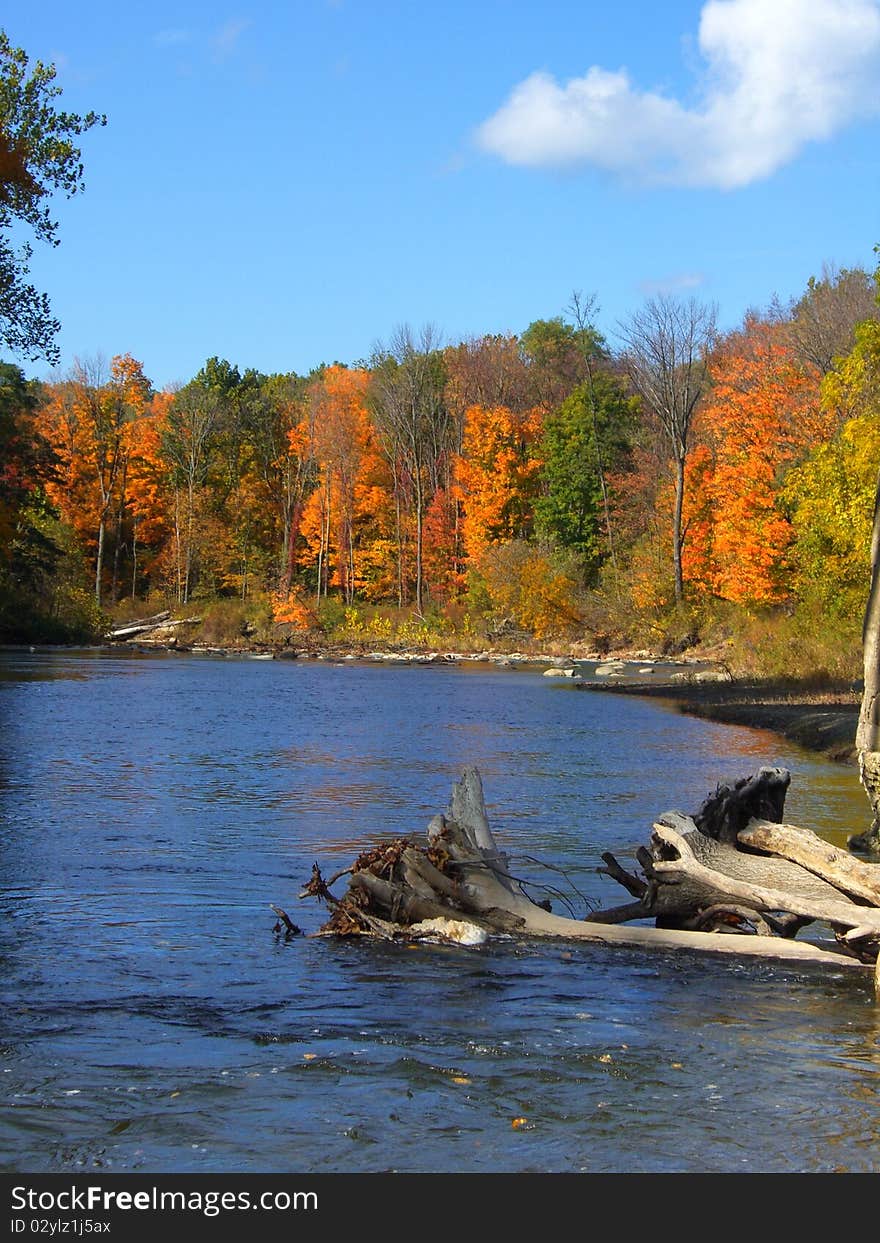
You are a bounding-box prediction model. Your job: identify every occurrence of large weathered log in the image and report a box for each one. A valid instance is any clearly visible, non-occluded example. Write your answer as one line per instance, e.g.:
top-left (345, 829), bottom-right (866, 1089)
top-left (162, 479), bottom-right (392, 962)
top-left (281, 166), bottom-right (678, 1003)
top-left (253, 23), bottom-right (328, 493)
top-left (648, 769), bottom-right (853, 917)
top-left (350, 870), bottom-right (521, 933)
top-left (738, 819), bottom-right (880, 906)
top-left (437, 767), bottom-right (527, 900)
top-left (647, 808), bottom-right (847, 919)
top-left (650, 822), bottom-right (880, 938)
top-left (299, 767), bottom-right (872, 976)
top-left (348, 848), bottom-right (866, 967)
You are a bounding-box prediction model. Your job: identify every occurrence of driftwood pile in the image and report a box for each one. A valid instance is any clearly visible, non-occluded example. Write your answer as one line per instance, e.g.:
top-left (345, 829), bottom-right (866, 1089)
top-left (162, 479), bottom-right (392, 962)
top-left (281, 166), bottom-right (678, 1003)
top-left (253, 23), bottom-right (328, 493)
top-left (105, 611), bottom-right (202, 641)
top-left (294, 766), bottom-right (880, 989)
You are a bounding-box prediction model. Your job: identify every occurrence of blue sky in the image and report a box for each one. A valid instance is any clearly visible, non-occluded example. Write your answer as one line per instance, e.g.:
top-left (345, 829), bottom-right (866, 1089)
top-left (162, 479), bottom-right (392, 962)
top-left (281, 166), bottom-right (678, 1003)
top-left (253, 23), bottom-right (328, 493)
top-left (5, 0), bottom-right (879, 388)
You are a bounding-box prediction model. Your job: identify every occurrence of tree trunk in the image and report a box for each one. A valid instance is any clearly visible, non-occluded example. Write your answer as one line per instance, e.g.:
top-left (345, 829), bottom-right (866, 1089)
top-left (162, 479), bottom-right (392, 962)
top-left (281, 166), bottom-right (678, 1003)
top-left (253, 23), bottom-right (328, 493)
top-left (347, 516), bottom-right (355, 606)
top-left (279, 495), bottom-right (301, 602)
top-left (111, 456), bottom-right (128, 605)
top-left (280, 516), bottom-right (291, 591)
top-left (315, 491), bottom-right (325, 606)
top-left (131, 514), bottom-right (138, 599)
top-left (394, 474), bottom-right (404, 608)
top-left (318, 480), bottom-right (332, 600)
top-left (414, 469), bottom-right (424, 615)
top-left (587, 376), bottom-right (618, 580)
top-left (173, 489), bottom-right (183, 605)
top-left (853, 469), bottom-right (880, 853)
top-left (672, 450), bottom-right (685, 604)
top-left (184, 480), bottom-right (195, 605)
top-left (649, 820), bottom-right (880, 939)
top-left (95, 517), bottom-right (106, 605)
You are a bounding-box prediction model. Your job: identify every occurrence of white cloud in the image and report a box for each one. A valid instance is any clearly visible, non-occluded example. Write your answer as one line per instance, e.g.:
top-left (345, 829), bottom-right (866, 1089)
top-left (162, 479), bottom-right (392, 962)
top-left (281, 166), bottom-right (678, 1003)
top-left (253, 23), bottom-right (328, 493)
top-left (211, 18), bottom-right (252, 62)
top-left (475, 0), bottom-right (880, 189)
top-left (639, 272), bottom-right (706, 295)
top-left (154, 29), bottom-right (191, 48)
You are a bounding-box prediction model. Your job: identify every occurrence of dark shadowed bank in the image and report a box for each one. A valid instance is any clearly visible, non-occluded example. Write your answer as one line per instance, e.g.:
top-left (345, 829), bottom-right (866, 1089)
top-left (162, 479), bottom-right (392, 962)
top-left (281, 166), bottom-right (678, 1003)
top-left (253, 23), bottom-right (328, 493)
top-left (577, 677), bottom-right (860, 765)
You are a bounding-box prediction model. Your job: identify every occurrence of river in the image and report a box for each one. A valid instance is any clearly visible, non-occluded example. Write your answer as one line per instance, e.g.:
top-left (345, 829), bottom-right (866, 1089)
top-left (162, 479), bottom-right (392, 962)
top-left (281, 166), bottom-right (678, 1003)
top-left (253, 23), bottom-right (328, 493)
top-left (0, 649), bottom-right (877, 1173)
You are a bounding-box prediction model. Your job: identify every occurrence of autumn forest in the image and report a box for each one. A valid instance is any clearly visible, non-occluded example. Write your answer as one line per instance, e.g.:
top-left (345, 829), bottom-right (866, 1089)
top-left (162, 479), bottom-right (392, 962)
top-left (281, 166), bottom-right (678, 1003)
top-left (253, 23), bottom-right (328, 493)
top-left (1, 260), bottom-right (879, 675)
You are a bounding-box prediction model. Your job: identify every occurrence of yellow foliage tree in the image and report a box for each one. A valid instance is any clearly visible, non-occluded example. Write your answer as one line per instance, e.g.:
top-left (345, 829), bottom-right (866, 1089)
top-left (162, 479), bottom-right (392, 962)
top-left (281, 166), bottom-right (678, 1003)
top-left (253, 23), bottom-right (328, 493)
top-left (477, 540), bottom-right (582, 639)
top-left (785, 316), bottom-right (880, 616)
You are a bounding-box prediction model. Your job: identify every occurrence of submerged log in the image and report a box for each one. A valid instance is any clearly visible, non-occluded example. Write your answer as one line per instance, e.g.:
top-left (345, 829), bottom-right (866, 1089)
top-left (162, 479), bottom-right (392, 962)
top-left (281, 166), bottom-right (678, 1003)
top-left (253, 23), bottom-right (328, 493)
top-left (296, 766), bottom-right (876, 979)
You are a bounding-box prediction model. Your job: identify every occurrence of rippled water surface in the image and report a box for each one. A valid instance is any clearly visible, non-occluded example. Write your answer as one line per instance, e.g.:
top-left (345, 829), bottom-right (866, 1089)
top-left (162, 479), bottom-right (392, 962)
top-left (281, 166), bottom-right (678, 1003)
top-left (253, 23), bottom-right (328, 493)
top-left (1, 649), bottom-right (878, 1173)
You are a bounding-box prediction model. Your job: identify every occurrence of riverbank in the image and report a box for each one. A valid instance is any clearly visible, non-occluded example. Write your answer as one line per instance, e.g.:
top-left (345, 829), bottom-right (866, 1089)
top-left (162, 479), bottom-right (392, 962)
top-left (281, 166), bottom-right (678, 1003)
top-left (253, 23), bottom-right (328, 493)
top-left (576, 675), bottom-right (861, 765)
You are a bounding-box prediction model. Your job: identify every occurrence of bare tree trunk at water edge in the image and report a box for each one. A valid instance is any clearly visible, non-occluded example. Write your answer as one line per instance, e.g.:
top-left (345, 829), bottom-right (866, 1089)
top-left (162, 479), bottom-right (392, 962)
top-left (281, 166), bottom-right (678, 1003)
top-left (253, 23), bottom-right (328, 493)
top-left (853, 470), bottom-right (880, 854)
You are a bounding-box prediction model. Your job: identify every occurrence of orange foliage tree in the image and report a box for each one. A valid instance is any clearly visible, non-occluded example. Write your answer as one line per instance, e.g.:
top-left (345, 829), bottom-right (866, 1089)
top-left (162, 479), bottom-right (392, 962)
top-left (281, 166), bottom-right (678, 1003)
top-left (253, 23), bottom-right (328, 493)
top-left (39, 354), bottom-right (152, 604)
top-left (682, 321), bottom-right (832, 605)
top-left (421, 486), bottom-right (465, 604)
top-left (297, 366), bottom-right (390, 606)
top-left (456, 403), bottom-right (544, 563)
top-left (124, 389), bottom-right (175, 597)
